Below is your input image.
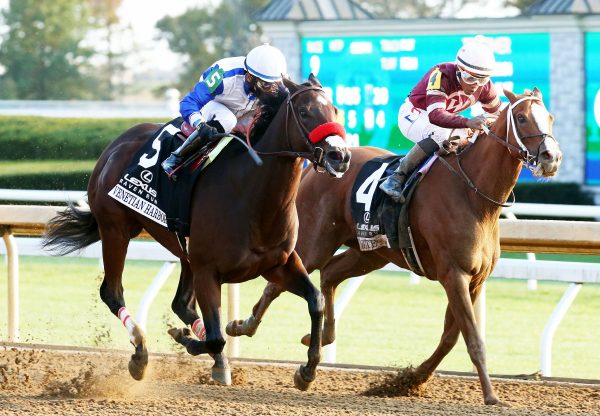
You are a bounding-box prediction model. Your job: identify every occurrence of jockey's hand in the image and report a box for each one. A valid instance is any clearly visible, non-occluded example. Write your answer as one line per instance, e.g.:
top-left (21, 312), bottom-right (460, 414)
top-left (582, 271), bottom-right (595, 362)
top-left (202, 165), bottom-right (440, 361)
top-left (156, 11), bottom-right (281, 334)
top-left (196, 122), bottom-right (219, 141)
top-left (466, 115), bottom-right (487, 130)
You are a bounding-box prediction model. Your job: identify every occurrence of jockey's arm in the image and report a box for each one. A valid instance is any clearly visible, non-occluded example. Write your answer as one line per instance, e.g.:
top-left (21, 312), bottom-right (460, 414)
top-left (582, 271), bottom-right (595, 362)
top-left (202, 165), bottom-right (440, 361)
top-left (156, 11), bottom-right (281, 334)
top-left (179, 63), bottom-right (226, 127)
top-left (479, 82), bottom-right (502, 118)
top-left (426, 98), bottom-right (470, 129)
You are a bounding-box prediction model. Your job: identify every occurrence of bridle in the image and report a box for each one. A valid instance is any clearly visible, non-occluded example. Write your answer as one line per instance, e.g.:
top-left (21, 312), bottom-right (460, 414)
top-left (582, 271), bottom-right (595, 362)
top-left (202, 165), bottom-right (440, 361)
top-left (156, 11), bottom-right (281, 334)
top-left (439, 95), bottom-right (556, 207)
top-left (483, 95), bottom-right (557, 171)
top-left (247, 86), bottom-right (345, 168)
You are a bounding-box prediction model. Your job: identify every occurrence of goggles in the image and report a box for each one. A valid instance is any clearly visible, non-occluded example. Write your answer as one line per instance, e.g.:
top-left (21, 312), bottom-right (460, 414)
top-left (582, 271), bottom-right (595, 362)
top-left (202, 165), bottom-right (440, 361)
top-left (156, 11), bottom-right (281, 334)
top-left (254, 78), bottom-right (281, 94)
top-left (459, 70), bottom-right (489, 86)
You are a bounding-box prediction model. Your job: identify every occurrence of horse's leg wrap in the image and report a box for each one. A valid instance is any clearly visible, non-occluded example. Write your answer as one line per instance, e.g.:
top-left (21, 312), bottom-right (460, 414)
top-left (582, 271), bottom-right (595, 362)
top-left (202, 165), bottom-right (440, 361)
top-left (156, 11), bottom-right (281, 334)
top-left (191, 318), bottom-right (206, 340)
top-left (118, 307), bottom-right (145, 346)
top-left (119, 307), bottom-right (148, 381)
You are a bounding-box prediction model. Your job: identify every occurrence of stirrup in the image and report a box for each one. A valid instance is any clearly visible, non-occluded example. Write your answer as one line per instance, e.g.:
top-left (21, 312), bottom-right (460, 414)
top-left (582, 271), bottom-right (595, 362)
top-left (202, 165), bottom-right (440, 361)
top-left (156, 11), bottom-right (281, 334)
top-left (162, 154), bottom-right (183, 180)
top-left (379, 175), bottom-right (404, 198)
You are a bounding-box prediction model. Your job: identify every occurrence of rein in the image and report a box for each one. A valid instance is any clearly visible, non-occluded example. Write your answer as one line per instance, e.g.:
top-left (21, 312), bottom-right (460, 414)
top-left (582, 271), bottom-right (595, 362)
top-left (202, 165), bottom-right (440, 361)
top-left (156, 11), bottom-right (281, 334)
top-left (437, 156), bottom-right (516, 207)
top-left (246, 86), bottom-right (339, 168)
top-left (438, 95), bottom-right (555, 208)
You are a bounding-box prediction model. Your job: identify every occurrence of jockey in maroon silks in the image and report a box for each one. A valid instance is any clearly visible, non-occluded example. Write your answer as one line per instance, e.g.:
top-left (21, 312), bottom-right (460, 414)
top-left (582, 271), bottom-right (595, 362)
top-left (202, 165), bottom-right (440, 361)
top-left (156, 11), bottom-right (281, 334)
top-left (162, 44), bottom-right (288, 178)
top-left (380, 40), bottom-right (502, 202)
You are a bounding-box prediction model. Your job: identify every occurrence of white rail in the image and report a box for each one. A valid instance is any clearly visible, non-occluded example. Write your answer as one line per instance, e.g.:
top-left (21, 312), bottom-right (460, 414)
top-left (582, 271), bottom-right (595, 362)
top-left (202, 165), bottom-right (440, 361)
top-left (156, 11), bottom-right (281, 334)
top-left (0, 189), bottom-right (86, 203)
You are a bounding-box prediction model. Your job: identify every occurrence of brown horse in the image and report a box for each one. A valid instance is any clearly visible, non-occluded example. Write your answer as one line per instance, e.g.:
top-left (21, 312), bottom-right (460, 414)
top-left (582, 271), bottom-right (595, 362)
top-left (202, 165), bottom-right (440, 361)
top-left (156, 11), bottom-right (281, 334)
top-left (42, 74), bottom-right (351, 389)
top-left (226, 88), bottom-right (562, 404)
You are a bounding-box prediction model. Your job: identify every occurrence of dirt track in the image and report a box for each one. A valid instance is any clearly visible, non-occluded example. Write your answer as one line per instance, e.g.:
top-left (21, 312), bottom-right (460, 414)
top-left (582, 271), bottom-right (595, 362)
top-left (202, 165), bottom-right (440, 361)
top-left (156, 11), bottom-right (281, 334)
top-left (1, 346), bottom-right (599, 415)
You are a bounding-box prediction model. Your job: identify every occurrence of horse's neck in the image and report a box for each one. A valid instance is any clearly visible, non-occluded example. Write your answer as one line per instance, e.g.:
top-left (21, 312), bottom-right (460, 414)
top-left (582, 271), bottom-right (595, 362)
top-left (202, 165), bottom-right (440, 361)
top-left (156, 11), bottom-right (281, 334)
top-left (243, 107), bottom-right (305, 212)
top-left (460, 123), bottom-right (522, 216)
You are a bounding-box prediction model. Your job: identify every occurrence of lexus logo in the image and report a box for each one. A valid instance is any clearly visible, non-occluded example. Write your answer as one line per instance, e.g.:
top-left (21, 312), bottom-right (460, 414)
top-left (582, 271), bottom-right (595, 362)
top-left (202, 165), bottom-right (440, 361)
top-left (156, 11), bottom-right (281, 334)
top-left (363, 212), bottom-right (370, 223)
top-left (140, 170), bottom-right (153, 183)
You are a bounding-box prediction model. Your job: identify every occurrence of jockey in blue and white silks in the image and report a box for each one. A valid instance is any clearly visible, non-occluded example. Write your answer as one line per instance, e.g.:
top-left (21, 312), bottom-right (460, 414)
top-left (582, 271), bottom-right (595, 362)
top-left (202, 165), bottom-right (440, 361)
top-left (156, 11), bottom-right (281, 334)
top-left (162, 44), bottom-right (288, 178)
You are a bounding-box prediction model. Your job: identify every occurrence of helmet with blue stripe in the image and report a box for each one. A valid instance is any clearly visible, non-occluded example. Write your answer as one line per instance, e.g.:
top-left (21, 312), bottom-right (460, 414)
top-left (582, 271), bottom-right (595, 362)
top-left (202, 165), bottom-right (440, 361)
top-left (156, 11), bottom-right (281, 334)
top-left (245, 44), bottom-right (287, 82)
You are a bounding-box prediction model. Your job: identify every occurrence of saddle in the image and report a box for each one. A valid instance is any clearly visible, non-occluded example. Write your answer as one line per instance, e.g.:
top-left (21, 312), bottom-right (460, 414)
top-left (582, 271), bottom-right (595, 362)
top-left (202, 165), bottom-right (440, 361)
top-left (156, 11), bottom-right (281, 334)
top-left (108, 117), bottom-right (233, 237)
top-left (350, 154), bottom-right (440, 276)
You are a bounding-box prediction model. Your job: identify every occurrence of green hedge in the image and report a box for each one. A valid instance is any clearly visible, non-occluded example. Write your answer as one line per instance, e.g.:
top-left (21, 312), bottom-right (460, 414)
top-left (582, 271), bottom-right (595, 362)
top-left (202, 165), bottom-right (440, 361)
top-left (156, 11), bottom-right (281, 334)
top-left (0, 116), bottom-right (165, 160)
top-left (0, 171), bottom-right (90, 190)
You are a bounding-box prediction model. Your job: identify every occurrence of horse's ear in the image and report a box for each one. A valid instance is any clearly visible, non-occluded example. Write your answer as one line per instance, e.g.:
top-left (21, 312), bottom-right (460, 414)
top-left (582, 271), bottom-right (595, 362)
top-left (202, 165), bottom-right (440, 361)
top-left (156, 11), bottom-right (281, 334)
top-left (308, 73), bottom-right (322, 88)
top-left (532, 87), bottom-right (543, 99)
top-left (283, 76), bottom-right (299, 94)
top-left (503, 89), bottom-right (517, 104)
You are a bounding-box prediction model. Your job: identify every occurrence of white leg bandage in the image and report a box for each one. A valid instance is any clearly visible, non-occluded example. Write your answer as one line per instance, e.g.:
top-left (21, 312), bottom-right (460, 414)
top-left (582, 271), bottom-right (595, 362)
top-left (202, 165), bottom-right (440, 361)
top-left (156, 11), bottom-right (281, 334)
top-left (191, 318), bottom-right (206, 341)
top-left (118, 307), bottom-right (138, 344)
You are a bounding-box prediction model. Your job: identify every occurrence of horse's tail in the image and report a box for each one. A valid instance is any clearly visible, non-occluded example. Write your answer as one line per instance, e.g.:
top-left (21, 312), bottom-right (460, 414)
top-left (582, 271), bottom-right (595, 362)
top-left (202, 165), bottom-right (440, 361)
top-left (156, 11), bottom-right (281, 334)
top-left (42, 203), bottom-right (100, 256)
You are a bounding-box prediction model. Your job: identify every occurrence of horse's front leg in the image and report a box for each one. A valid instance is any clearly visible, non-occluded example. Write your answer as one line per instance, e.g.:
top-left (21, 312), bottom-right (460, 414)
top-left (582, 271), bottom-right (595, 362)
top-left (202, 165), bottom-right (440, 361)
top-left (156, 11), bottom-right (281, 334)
top-left (226, 281), bottom-right (283, 337)
top-left (99, 236), bottom-right (148, 380)
top-left (168, 271), bottom-right (230, 385)
top-left (264, 251), bottom-right (323, 391)
top-left (442, 271), bottom-right (502, 405)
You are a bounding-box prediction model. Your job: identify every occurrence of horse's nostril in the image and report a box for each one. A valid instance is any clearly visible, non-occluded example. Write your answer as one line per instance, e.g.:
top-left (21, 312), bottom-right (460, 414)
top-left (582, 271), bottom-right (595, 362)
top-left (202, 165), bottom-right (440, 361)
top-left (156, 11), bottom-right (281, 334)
top-left (327, 150), bottom-right (343, 162)
top-left (540, 150), bottom-right (553, 161)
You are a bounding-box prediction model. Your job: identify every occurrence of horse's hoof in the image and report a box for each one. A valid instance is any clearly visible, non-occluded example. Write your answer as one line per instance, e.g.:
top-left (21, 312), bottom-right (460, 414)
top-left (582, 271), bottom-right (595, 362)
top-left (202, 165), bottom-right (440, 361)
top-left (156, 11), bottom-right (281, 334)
top-left (168, 327), bottom-right (191, 342)
top-left (128, 344), bottom-right (148, 380)
top-left (211, 365), bottom-right (232, 385)
top-left (485, 396), bottom-right (508, 406)
top-left (300, 333), bottom-right (311, 346)
top-left (293, 365), bottom-right (314, 391)
top-left (225, 320), bottom-right (242, 337)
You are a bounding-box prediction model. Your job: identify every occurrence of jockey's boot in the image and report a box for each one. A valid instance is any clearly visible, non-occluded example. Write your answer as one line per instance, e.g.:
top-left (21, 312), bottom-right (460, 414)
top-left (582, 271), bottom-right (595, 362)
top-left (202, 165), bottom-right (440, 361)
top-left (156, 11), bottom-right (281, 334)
top-left (379, 144), bottom-right (430, 203)
top-left (162, 133), bottom-right (203, 178)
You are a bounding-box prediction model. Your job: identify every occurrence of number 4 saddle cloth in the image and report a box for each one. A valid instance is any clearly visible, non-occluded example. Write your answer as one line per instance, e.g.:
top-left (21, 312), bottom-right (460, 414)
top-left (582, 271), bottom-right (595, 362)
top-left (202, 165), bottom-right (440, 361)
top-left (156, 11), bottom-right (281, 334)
top-left (350, 153), bottom-right (437, 273)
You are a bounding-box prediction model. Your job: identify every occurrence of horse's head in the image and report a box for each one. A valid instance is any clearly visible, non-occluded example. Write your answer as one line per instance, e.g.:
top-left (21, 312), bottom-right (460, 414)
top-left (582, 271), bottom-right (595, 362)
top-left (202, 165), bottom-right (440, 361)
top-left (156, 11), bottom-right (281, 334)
top-left (497, 88), bottom-right (562, 177)
top-left (281, 74), bottom-right (351, 178)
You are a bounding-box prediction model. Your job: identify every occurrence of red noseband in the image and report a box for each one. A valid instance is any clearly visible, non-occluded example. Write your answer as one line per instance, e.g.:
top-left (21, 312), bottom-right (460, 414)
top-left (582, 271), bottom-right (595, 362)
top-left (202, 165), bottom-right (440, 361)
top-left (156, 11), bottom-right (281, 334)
top-left (308, 122), bottom-right (346, 144)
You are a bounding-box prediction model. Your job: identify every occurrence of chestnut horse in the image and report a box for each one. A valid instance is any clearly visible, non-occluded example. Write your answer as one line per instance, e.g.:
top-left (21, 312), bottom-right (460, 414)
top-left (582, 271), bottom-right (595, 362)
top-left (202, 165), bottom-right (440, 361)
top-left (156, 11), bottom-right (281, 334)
top-left (226, 88), bottom-right (562, 404)
top-left (42, 74), bottom-right (351, 389)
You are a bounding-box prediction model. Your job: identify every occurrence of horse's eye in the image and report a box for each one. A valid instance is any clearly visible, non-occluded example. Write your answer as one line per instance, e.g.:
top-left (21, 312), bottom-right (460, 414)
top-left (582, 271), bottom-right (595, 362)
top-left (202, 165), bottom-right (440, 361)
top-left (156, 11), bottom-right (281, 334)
top-left (299, 110), bottom-right (308, 118)
top-left (517, 114), bottom-right (527, 124)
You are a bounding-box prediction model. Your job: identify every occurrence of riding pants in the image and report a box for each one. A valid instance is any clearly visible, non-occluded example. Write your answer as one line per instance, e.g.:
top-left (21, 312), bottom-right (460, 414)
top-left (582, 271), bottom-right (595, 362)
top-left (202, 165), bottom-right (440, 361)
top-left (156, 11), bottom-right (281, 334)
top-left (397, 99), bottom-right (468, 145)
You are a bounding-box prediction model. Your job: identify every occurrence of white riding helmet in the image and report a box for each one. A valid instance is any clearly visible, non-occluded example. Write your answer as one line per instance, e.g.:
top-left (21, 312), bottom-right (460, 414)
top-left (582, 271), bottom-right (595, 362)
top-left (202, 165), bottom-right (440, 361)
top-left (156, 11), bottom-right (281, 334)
top-left (245, 44), bottom-right (287, 82)
top-left (455, 41), bottom-right (495, 77)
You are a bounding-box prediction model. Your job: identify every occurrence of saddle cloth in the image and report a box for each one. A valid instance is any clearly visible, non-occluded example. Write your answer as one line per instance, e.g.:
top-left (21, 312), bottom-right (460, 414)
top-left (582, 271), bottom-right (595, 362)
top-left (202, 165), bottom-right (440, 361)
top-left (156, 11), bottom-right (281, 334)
top-left (350, 153), bottom-right (437, 252)
top-left (108, 117), bottom-right (232, 236)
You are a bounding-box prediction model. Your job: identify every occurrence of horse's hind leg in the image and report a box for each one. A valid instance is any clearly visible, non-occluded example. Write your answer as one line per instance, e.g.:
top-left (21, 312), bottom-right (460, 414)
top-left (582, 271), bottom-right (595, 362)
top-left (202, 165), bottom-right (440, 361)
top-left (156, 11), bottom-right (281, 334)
top-left (171, 260), bottom-right (206, 339)
top-left (226, 281), bottom-right (283, 337)
top-left (442, 273), bottom-right (501, 405)
top-left (98, 234), bottom-right (148, 380)
top-left (301, 248), bottom-right (389, 347)
top-left (409, 304), bottom-right (459, 385)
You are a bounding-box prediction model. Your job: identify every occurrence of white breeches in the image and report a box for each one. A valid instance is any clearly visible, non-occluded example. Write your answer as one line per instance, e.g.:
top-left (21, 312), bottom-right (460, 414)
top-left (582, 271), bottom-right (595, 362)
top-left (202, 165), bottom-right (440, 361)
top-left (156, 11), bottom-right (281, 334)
top-left (199, 101), bottom-right (238, 134)
top-left (397, 99), bottom-right (468, 146)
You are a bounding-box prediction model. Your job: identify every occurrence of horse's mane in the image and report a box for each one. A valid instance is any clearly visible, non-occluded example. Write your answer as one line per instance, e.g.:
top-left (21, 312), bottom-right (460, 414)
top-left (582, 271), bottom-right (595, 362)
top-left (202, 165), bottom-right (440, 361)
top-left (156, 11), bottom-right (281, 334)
top-left (248, 85), bottom-right (290, 145)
